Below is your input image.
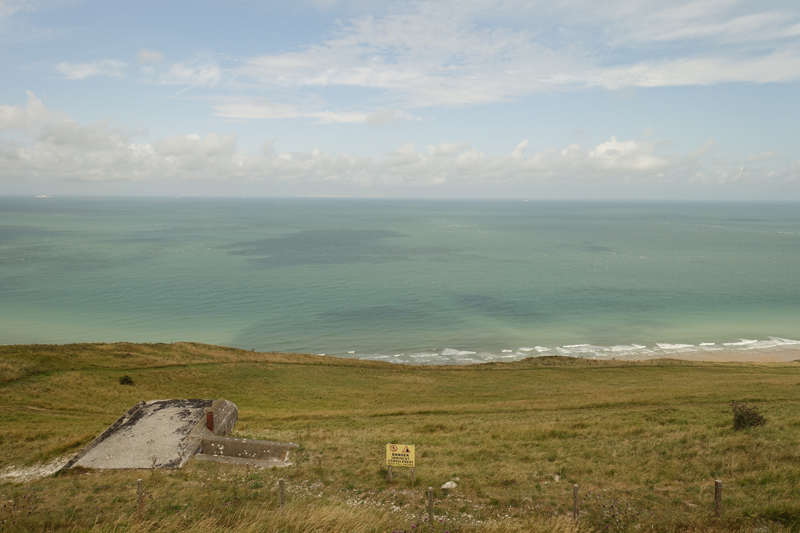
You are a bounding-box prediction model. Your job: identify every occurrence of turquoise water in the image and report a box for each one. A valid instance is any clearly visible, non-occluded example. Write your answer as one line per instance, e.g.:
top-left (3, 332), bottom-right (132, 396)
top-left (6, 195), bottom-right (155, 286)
top-left (2, 197), bottom-right (799, 363)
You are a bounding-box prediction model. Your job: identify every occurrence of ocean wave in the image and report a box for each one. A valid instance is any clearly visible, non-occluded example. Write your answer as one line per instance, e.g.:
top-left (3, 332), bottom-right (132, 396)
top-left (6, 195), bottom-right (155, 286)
top-left (408, 352), bottom-right (439, 359)
top-left (356, 336), bottom-right (800, 365)
top-left (442, 348), bottom-right (477, 356)
top-left (722, 338), bottom-right (800, 349)
top-left (656, 343), bottom-right (695, 351)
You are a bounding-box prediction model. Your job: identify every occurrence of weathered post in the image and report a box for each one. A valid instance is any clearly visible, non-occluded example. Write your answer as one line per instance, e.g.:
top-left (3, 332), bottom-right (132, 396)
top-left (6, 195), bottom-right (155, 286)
top-left (136, 478), bottom-right (143, 518)
top-left (412, 443), bottom-right (416, 485)
top-left (428, 487), bottom-right (434, 524)
top-left (573, 484), bottom-right (579, 519)
top-left (714, 480), bottom-right (722, 517)
top-left (279, 478), bottom-right (285, 509)
top-left (387, 464), bottom-right (393, 482)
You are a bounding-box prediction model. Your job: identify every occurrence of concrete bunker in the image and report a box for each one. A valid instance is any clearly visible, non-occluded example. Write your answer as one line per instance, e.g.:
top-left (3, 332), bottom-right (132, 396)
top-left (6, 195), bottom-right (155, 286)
top-left (62, 399), bottom-right (297, 470)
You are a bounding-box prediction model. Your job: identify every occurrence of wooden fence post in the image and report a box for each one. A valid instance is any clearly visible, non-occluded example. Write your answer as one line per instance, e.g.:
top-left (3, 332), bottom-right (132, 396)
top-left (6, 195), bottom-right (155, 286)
top-left (428, 487), bottom-right (434, 524)
top-left (136, 478), bottom-right (143, 518)
top-left (411, 467), bottom-right (416, 484)
top-left (279, 478), bottom-right (285, 509)
top-left (387, 464), bottom-right (392, 482)
top-left (714, 480), bottom-right (722, 517)
top-left (573, 484), bottom-right (579, 519)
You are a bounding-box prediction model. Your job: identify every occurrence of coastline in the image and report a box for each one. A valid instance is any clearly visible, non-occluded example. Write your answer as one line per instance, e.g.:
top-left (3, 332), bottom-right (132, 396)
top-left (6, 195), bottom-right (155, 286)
top-left (633, 346), bottom-right (800, 363)
top-left (4, 339), bottom-right (798, 366)
top-left (353, 337), bottom-right (800, 365)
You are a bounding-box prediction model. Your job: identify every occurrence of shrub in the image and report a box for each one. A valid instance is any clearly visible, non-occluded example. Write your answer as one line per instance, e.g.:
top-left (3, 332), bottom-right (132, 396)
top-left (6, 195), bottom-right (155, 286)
top-left (730, 401), bottom-right (766, 430)
top-left (119, 375), bottom-right (134, 386)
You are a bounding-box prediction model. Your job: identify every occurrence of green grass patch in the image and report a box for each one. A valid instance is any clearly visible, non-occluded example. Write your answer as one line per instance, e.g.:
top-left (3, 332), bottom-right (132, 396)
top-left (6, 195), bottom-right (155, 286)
top-left (1, 342), bottom-right (799, 532)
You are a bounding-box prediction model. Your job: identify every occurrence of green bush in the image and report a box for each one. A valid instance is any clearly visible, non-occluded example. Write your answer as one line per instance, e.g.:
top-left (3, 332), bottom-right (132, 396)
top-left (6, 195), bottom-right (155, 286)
top-left (730, 400), bottom-right (766, 430)
top-left (119, 374), bottom-right (134, 386)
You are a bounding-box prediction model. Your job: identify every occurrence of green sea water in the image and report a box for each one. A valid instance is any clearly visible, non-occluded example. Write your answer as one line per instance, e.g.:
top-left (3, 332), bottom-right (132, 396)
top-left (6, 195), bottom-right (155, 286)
top-left (1, 197), bottom-right (799, 363)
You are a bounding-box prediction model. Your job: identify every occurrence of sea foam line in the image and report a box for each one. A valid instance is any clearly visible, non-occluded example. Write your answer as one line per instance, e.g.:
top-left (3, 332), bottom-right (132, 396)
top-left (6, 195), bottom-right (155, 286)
top-left (356, 336), bottom-right (800, 365)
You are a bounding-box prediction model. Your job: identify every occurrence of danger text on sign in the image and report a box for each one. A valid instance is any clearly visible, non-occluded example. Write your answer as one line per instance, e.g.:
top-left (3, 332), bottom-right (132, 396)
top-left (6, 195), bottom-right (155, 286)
top-left (386, 443), bottom-right (415, 468)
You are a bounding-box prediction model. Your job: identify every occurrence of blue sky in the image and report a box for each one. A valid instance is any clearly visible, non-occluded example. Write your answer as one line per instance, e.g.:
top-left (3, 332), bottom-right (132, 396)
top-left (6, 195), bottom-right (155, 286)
top-left (1, 0), bottom-right (799, 199)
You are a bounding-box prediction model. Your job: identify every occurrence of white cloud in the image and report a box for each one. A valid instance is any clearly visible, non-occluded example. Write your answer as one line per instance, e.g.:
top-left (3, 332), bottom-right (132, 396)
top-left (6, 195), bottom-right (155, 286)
top-left (237, 4), bottom-right (580, 109)
top-left (427, 141), bottom-right (469, 157)
top-left (510, 140), bottom-right (528, 160)
top-left (52, 52), bottom-right (220, 92)
top-left (32, 1), bottom-right (795, 126)
top-left (0, 123), bottom-right (672, 185)
top-left (0, 0), bottom-right (82, 19)
top-left (12, 0), bottom-right (800, 127)
top-left (207, 0), bottom-right (800, 121)
top-left (747, 151), bottom-right (778, 162)
top-left (587, 49), bottom-right (800, 89)
top-left (0, 90), bottom-right (50, 131)
top-left (0, 0), bottom-right (35, 19)
top-left (2, 121), bottom-right (153, 181)
top-left (586, 136), bottom-right (670, 172)
top-left (364, 109), bottom-right (400, 125)
top-left (137, 48), bottom-right (163, 64)
top-left (687, 138), bottom-right (716, 161)
top-left (595, 1), bottom-right (800, 46)
top-left (153, 132), bottom-right (238, 157)
top-left (55, 59), bottom-right (126, 80)
top-left (160, 61), bottom-right (222, 89)
top-left (0, 92), bottom-right (795, 192)
top-left (214, 98), bottom-right (413, 124)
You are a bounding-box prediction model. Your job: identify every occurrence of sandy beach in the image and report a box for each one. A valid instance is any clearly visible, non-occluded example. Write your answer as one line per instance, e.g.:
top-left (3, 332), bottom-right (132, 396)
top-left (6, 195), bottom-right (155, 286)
top-left (637, 346), bottom-right (800, 363)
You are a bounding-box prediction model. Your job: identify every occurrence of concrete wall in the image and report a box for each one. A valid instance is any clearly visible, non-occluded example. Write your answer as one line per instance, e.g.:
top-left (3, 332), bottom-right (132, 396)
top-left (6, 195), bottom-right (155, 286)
top-left (210, 399), bottom-right (237, 436)
top-left (200, 435), bottom-right (299, 462)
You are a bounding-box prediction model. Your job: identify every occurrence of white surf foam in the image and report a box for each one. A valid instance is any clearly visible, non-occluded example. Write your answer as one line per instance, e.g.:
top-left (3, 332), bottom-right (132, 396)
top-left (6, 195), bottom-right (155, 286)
top-left (723, 337), bottom-right (800, 349)
top-left (609, 344), bottom-right (649, 353)
top-left (442, 348), bottom-right (477, 356)
top-left (656, 343), bottom-right (695, 351)
top-left (356, 336), bottom-right (800, 365)
top-left (722, 339), bottom-right (758, 347)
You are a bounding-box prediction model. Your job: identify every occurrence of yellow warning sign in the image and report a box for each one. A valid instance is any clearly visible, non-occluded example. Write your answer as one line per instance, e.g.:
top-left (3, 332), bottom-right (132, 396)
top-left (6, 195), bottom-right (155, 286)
top-left (386, 443), bottom-right (415, 468)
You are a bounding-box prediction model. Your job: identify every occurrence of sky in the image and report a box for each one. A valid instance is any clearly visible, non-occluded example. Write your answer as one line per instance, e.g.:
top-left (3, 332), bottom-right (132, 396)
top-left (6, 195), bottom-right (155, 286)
top-left (1, 0), bottom-right (799, 199)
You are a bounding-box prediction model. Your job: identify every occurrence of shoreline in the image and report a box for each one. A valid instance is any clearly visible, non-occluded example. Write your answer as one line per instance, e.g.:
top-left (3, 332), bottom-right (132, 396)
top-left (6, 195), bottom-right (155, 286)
top-left (2, 340), bottom-right (799, 365)
top-left (628, 346), bottom-right (800, 363)
top-left (354, 337), bottom-right (800, 365)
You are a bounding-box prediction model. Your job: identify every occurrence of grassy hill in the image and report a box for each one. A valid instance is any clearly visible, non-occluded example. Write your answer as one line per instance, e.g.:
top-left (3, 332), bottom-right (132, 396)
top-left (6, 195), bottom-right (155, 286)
top-left (2, 342), bottom-right (799, 532)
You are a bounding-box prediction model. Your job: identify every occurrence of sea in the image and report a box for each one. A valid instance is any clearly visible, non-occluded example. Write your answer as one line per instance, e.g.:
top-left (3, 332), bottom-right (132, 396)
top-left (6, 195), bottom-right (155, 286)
top-left (2, 197), bottom-right (799, 364)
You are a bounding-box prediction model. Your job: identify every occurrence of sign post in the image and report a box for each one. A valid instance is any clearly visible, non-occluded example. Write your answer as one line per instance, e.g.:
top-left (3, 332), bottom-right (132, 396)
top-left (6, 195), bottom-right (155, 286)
top-left (386, 443), bottom-right (416, 483)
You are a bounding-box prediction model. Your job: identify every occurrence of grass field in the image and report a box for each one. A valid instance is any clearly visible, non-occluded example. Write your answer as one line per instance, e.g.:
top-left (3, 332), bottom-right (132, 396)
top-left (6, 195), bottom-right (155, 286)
top-left (2, 342), bottom-right (800, 532)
